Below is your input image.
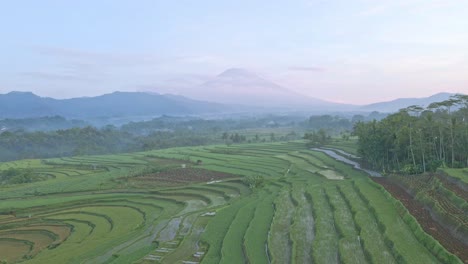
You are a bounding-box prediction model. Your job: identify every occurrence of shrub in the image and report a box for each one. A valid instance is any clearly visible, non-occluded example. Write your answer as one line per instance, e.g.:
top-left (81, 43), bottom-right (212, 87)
top-left (242, 175), bottom-right (265, 189)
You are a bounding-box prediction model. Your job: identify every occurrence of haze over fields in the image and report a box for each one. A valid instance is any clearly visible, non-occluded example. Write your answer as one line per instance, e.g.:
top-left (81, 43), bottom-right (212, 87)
top-left (0, 1), bottom-right (467, 104)
top-left (1, 2), bottom-right (468, 264)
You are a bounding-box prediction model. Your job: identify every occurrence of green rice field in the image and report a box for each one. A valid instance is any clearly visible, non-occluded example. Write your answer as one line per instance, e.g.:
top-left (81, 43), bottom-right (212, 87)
top-left (0, 141), bottom-right (462, 264)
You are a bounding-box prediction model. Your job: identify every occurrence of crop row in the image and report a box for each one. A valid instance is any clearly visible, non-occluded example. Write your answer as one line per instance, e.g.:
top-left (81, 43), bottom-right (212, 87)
top-left (0, 178), bottom-right (248, 263)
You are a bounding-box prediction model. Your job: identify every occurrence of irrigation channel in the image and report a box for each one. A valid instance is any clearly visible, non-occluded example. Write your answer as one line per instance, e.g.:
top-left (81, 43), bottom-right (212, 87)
top-left (312, 148), bottom-right (382, 177)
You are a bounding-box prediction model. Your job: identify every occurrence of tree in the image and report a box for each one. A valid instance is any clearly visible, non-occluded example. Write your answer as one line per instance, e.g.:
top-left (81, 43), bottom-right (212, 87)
top-left (304, 129), bottom-right (330, 147)
top-left (354, 97), bottom-right (468, 173)
top-left (270, 133), bottom-right (276, 142)
top-left (222, 132), bottom-right (229, 140)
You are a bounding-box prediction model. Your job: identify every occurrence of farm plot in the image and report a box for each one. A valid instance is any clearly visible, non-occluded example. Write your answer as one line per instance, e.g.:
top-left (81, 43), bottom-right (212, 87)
top-left (0, 141), bottom-right (463, 264)
top-left (442, 168), bottom-right (468, 185)
top-left (0, 238), bottom-right (32, 263)
top-left (289, 184), bottom-right (314, 264)
top-left (337, 183), bottom-right (396, 264)
top-left (309, 186), bottom-right (339, 263)
top-left (268, 188), bottom-right (295, 263)
top-left (0, 173), bottom-right (245, 263)
top-left (130, 168), bottom-right (241, 187)
top-left (325, 185), bottom-right (367, 264)
top-left (373, 176), bottom-right (467, 263)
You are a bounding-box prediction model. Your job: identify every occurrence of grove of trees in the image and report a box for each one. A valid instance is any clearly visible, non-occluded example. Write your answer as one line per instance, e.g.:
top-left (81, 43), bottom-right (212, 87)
top-left (354, 94), bottom-right (468, 174)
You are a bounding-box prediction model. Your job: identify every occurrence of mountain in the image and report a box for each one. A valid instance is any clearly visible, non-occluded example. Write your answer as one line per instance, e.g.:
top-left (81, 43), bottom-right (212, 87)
top-left (0, 92), bottom-right (58, 118)
top-left (155, 68), bottom-right (355, 111)
top-left (0, 91), bottom-right (226, 119)
top-left (360, 92), bottom-right (456, 112)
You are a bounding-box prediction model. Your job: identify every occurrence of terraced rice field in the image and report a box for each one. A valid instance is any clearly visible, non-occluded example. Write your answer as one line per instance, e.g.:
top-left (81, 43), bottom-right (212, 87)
top-left (0, 141), bottom-right (463, 263)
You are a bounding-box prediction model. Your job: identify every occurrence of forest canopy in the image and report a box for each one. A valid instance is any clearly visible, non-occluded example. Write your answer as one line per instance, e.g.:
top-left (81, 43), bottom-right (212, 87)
top-left (353, 94), bottom-right (468, 174)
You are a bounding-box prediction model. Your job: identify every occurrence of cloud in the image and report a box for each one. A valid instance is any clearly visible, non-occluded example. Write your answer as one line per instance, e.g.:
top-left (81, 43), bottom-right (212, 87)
top-left (288, 66), bottom-right (325, 72)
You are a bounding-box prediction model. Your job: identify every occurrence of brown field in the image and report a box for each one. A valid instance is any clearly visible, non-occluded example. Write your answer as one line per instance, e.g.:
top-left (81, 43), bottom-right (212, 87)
top-left (0, 231), bottom-right (55, 256)
top-left (0, 239), bottom-right (32, 262)
top-left (19, 224), bottom-right (72, 243)
top-left (131, 168), bottom-right (239, 186)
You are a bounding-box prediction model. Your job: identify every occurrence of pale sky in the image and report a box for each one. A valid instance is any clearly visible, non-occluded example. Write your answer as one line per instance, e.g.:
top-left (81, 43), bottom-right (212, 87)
top-left (0, 0), bottom-right (467, 104)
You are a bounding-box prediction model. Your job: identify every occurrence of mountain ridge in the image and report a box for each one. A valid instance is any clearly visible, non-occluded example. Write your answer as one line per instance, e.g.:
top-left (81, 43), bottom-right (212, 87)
top-left (0, 91), bottom-right (226, 119)
top-left (1, 90), bottom-right (463, 119)
top-left (360, 92), bottom-right (459, 112)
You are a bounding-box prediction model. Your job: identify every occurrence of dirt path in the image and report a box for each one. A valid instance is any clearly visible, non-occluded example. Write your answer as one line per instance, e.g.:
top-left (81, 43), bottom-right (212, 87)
top-left (372, 177), bottom-right (468, 264)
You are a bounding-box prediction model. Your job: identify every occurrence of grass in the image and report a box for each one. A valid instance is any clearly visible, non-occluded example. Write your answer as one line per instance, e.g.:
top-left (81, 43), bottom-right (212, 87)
top-left (354, 179), bottom-right (439, 264)
top-left (325, 138), bottom-right (359, 155)
top-left (309, 187), bottom-right (339, 264)
top-left (441, 168), bottom-right (468, 184)
top-left (325, 185), bottom-right (367, 264)
top-left (243, 188), bottom-right (276, 264)
top-left (219, 198), bottom-right (257, 264)
top-left (290, 184), bottom-right (314, 264)
top-left (199, 200), bottom-right (246, 264)
top-left (338, 183), bottom-right (396, 264)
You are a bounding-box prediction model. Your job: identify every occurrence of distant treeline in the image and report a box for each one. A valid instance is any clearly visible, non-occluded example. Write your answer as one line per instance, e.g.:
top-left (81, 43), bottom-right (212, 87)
top-left (306, 111), bottom-right (388, 135)
top-left (354, 94), bottom-right (468, 174)
top-left (0, 125), bottom-right (221, 161)
top-left (0, 115), bottom-right (304, 162)
top-left (0, 112), bottom-right (388, 162)
top-left (0, 116), bottom-right (88, 131)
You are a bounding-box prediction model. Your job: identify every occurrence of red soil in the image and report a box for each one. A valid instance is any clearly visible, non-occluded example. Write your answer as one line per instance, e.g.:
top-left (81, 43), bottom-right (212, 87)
top-left (135, 168), bottom-right (238, 184)
top-left (371, 177), bottom-right (468, 264)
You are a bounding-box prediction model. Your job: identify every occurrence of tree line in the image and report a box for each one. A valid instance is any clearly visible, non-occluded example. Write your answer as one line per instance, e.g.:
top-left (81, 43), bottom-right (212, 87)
top-left (0, 120), bottom-right (301, 162)
top-left (0, 126), bottom-right (214, 162)
top-left (354, 94), bottom-right (468, 174)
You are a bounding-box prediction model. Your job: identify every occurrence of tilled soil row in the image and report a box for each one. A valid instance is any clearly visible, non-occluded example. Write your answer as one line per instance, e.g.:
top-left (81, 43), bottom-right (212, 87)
top-left (136, 168), bottom-right (238, 183)
top-left (371, 177), bottom-right (468, 264)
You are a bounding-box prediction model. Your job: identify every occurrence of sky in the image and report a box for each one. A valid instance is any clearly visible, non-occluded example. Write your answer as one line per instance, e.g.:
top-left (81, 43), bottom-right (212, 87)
top-left (0, 0), bottom-right (467, 104)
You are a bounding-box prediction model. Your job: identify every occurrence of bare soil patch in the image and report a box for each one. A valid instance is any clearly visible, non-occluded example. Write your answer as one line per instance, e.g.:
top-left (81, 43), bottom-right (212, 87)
top-left (133, 168), bottom-right (239, 185)
top-left (317, 170), bottom-right (344, 180)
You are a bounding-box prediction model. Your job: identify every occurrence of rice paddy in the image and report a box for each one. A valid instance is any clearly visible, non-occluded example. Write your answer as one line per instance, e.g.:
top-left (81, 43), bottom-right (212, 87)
top-left (0, 141), bottom-right (462, 263)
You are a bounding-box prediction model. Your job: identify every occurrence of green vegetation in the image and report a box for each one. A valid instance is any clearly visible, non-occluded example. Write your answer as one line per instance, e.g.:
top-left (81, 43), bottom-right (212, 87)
top-left (442, 168), bottom-right (468, 184)
top-left (354, 94), bottom-right (468, 173)
top-left (0, 168), bottom-right (38, 185)
top-left (0, 141), bottom-right (463, 263)
top-left (0, 116), bottom-right (304, 162)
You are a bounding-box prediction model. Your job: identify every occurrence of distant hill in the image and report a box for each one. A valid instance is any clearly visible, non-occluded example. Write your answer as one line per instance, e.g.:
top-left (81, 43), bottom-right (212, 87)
top-left (2, 89), bottom-right (462, 119)
top-left (360, 92), bottom-right (457, 112)
top-left (0, 91), bottom-right (226, 119)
